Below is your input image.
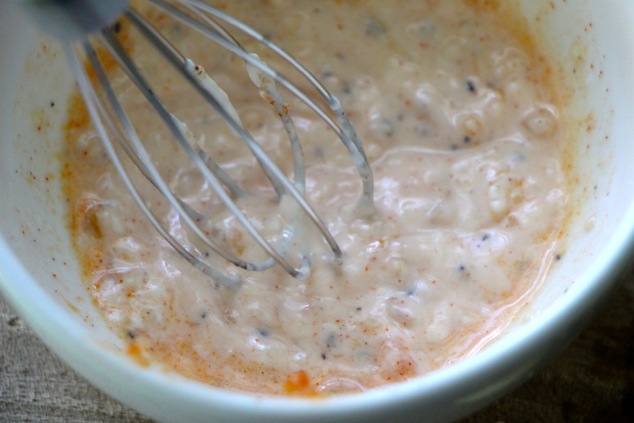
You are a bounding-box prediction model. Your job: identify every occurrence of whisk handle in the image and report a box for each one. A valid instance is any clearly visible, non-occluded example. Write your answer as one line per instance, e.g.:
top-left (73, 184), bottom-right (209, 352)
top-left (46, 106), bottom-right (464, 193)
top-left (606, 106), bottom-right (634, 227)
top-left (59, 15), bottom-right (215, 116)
top-left (16, 0), bottom-right (128, 41)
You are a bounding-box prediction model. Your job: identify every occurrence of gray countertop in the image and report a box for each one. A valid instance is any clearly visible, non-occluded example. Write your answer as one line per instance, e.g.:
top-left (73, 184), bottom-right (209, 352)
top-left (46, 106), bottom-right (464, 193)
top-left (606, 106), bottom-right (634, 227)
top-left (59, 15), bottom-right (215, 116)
top-left (2, 274), bottom-right (632, 422)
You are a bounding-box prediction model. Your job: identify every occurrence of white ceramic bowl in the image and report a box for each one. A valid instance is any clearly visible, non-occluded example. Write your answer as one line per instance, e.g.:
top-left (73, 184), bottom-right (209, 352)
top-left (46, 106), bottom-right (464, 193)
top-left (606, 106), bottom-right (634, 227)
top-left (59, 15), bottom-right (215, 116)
top-left (2, 1), bottom-right (634, 422)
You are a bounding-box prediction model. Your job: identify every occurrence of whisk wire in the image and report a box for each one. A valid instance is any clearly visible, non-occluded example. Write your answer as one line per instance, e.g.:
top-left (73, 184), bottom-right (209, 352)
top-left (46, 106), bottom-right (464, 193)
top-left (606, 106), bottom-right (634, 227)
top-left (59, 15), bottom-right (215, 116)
top-left (64, 41), bottom-right (242, 287)
top-left (36, 0), bottom-right (376, 282)
top-left (98, 30), bottom-right (307, 277)
top-left (122, 9), bottom-right (319, 278)
top-left (150, 0), bottom-right (374, 204)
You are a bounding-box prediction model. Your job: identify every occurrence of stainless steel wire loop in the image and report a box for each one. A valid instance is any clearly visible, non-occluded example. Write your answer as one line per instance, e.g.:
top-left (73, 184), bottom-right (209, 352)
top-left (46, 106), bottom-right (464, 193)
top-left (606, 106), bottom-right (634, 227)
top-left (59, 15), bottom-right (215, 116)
top-left (21, 0), bottom-right (375, 285)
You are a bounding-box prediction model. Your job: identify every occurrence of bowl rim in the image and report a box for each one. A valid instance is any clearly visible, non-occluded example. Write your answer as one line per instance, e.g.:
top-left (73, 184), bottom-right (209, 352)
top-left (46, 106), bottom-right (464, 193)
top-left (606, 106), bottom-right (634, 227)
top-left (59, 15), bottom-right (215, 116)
top-left (2, 199), bottom-right (633, 418)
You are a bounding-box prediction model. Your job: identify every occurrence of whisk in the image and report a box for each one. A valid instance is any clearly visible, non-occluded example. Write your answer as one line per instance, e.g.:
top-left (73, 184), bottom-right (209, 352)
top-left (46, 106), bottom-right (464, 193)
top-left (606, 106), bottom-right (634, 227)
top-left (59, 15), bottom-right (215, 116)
top-left (18, 0), bottom-right (374, 286)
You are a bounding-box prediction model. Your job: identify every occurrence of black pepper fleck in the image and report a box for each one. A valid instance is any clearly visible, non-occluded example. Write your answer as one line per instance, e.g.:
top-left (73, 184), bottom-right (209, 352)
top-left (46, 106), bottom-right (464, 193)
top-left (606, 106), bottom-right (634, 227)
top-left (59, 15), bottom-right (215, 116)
top-left (466, 80), bottom-right (476, 93)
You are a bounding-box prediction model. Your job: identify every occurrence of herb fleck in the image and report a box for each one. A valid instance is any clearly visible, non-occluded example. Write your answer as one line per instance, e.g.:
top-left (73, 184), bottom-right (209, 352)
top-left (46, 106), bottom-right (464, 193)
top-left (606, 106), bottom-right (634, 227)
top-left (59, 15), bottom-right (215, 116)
top-left (366, 19), bottom-right (385, 37)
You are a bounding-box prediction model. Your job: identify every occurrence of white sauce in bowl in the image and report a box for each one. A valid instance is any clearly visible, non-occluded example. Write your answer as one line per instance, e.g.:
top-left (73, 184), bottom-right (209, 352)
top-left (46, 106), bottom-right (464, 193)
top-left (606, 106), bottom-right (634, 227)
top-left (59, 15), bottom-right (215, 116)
top-left (63, 0), bottom-right (568, 395)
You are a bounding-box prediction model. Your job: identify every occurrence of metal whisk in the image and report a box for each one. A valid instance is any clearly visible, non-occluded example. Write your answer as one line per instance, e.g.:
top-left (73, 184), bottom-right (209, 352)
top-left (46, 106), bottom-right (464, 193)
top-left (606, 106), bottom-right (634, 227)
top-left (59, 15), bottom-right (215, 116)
top-left (18, 0), bottom-right (374, 286)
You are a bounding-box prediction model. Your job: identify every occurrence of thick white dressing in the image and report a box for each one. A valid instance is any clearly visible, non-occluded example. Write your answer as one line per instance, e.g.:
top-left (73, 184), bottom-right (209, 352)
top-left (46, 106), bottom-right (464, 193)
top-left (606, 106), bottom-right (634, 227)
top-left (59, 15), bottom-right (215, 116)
top-left (63, 0), bottom-right (568, 395)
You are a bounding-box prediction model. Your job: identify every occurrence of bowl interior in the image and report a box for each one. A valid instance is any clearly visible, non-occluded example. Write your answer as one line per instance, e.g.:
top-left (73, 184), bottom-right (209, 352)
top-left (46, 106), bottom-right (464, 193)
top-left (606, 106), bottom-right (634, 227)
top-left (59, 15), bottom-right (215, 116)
top-left (2, 1), bottom-right (634, 422)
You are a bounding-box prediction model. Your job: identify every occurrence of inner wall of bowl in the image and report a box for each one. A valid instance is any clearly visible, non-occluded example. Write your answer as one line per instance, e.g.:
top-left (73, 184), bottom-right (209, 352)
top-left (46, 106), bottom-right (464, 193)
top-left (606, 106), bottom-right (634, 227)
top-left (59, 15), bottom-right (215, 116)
top-left (509, 0), bottom-right (634, 321)
top-left (0, 5), bottom-right (123, 348)
top-left (1, 0), bottom-right (633, 394)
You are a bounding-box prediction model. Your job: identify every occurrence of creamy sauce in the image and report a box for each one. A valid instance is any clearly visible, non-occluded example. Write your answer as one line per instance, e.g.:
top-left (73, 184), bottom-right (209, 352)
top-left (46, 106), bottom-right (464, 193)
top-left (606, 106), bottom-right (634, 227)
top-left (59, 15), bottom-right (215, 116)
top-left (63, 0), bottom-right (568, 395)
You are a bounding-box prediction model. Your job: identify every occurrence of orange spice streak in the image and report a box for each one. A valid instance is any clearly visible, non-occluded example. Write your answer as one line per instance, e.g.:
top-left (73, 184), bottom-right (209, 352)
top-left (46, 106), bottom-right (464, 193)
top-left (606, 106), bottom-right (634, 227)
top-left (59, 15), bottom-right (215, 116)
top-left (126, 341), bottom-right (150, 367)
top-left (283, 370), bottom-right (320, 397)
top-left (83, 16), bottom-right (133, 82)
top-left (61, 14), bottom-right (136, 278)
